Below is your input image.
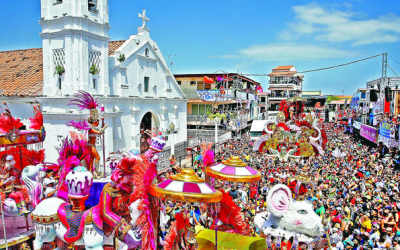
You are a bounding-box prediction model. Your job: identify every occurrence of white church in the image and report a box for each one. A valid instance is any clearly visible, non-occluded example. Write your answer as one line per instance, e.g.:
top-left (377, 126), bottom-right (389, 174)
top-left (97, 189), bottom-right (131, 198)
top-left (0, 0), bottom-right (188, 170)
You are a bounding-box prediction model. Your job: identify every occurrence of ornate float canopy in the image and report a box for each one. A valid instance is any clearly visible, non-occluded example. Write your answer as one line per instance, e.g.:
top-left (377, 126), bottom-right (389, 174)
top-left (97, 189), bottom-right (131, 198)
top-left (205, 156), bottom-right (261, 183)
top-left (0, 104), bottom-right (45, 147)
top-left (148, 169), bottom-right (222, 203)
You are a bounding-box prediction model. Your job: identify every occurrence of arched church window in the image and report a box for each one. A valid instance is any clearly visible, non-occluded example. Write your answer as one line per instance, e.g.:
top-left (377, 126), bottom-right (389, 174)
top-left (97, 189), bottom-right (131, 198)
top-left (145, 48), bottom-right (149, 57)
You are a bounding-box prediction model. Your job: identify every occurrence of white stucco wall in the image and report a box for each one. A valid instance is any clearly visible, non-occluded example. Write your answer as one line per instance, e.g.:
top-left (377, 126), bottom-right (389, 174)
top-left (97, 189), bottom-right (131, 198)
top-left (3, 3), bottom-right (188, 167)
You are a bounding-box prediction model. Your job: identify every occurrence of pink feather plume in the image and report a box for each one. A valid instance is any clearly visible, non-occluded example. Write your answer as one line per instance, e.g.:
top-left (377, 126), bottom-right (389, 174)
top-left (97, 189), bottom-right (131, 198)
top-left (68, 91), bottom-right (99, 110)
top-left (67, 119), bottom-right (91, 131)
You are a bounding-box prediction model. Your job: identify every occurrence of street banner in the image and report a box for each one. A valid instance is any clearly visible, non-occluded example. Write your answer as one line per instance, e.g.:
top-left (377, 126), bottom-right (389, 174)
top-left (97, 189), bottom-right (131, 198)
top-left (379, 122), bottom-right (391, 138)
top-left (197, 90), bottom-right (233, 101)
top-left (360, 125), bottom-right (378, 143)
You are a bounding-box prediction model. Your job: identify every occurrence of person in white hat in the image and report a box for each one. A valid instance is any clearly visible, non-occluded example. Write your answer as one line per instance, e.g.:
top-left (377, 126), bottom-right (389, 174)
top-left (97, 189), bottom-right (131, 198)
top-left (0, 155), bottom-right (29, 214)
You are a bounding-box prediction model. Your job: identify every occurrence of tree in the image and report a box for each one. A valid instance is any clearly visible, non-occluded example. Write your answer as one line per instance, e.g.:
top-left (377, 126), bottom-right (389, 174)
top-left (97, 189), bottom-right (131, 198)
top-left (326, 96), bottom-right (341, 104)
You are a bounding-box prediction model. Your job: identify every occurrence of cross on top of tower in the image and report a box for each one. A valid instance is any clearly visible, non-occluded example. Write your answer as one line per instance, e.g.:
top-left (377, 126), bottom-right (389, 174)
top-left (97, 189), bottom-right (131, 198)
top-left (138, 9), bottom-right (149, 28)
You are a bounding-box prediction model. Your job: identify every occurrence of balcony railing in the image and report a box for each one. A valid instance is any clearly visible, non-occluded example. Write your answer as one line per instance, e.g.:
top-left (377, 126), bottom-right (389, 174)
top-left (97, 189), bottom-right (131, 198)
top-left (183, 89), bottom-right (257, 101)
top-left (268, 94), bottom-right (297, 98)
top-left (187, 131), bottom-right (232, 147)
top-left (269, 80), bottom-right (300, 86)
top-left (187, 115), bottom-right (205, 122)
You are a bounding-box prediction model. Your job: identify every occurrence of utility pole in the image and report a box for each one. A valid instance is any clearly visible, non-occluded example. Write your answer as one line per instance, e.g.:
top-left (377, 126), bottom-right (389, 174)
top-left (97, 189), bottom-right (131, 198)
top-left (380, 53), bottom-right (388, 113)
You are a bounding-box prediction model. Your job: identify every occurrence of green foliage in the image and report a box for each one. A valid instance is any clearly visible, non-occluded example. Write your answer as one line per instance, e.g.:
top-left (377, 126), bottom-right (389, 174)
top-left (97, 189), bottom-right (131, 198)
top-left (326, 96), bottom-right (341, 103)
top-left (55, 65), bottom-right (65, 75)
top-left (89, 64), bottom-right (99, 75)
top-left (117, 54), bottom-right (126, 62)
top-left (229, 112), bottom-right (238, 118)
top-left (208, 113), bottom-right (227, 121)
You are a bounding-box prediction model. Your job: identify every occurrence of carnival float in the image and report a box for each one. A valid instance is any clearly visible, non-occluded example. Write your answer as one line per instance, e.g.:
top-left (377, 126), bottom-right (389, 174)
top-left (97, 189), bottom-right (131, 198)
top-left (253, 98), bottom-right (328, 161)
top-left (0, 103), bottom-right (46, 249)
top-left (0, 93), bottom-right (331, 250)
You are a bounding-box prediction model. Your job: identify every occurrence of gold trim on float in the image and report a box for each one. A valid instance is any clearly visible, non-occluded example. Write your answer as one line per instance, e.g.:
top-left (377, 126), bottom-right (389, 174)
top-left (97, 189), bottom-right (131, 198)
top-left (148, 185), bottom-right (222, 203)
top-left (31, 214), bottom-right (60, 224)
top-left (169, 169), bottom-right (205, 183)
top-left (205, 167), bottom-right (261, 183)
top-left (221, 156), bottom-right (247, 167)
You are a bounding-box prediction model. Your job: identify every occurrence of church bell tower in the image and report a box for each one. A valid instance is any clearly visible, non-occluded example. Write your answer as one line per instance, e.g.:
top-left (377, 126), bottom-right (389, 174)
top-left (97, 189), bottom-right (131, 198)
top-left (40, 0), bottom-right (110, 96)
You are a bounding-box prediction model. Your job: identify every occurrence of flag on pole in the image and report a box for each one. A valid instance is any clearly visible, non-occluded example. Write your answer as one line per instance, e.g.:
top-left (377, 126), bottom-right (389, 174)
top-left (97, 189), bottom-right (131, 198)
top-left (204, 76), bottom-right (214, 83)
top-left (255, 85), bottom-right (263, 93)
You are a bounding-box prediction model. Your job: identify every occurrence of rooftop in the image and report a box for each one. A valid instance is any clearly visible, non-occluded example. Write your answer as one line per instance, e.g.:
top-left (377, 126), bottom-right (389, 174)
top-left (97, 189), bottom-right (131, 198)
top-left (268, 65), bottom-right (301, 77)
top-left (0, 41), bottom-right (125, 97)
top-left (274, 65), bottom-right (294, 70)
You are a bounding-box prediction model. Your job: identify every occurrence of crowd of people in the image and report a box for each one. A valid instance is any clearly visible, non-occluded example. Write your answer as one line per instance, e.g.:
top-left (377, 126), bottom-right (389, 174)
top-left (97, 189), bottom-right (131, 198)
top-left (160, 120), bottom-right (400, 249)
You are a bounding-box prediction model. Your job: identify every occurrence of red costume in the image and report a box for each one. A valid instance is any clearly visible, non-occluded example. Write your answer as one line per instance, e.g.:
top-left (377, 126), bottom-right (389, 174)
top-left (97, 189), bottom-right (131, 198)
top-left (91, 157), bottom-right (136, 240)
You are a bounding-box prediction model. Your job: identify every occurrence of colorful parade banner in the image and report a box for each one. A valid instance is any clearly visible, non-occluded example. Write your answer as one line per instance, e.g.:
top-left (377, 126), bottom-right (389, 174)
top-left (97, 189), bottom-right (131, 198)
top-left (360, 125), bottom-right (378, 143)
top-left (379, 121), bottom-right (391, 138)
top-left (197, 90), bottom-right (233, 101)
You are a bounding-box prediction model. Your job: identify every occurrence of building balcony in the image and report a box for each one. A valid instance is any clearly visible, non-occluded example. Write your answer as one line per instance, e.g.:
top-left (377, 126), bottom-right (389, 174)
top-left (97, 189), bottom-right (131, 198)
top-left (187, 114), bottom-right (205, 122)
top-left (267, 94), bottom-right (297, 99)
top-left (183, 89), bottom-right (256, 101)
top-left (269, 80), bottom-right (301, 86)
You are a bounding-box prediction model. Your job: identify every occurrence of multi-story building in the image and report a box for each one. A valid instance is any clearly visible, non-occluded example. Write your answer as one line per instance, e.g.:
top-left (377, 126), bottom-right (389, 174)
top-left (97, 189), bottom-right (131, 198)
top-left (256, 92), bottom-right (268, 119)
top-left (174, 73), bottom-right (260, 146)
top-left (267, 65), bottom-right (303, 115)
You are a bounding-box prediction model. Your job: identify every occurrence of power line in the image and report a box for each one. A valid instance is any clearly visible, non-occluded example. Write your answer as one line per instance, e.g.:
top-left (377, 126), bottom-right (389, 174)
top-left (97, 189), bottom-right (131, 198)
top-left (388, 64), bottom-right (399, 78)
top-left (241, 53), bottom-right (383, 76)
top-left (297, 54), bottom-right (382, 73)
top-left (389, 55), bottom-right (400, 68)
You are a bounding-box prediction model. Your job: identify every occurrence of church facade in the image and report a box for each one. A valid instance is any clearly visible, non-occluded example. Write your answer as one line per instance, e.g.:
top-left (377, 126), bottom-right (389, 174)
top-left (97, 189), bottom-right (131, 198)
top-left (0, 0), bottom-right (187, 170)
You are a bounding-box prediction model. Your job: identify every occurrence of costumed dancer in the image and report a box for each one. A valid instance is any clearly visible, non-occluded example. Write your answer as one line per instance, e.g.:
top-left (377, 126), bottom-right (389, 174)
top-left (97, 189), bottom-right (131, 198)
top-left (106, 128), bottom-right (167, 249)
top-left (0, 155), bottom-right (29, 214)
top-left (91, 157), bottom-right (142, 246)
top-left (68, 91), bottom-right (107, 177)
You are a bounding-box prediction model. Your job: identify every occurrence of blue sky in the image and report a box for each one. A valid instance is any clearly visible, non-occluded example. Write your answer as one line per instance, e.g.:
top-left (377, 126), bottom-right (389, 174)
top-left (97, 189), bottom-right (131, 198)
top-left (1, 0), bottom-right (400, 95)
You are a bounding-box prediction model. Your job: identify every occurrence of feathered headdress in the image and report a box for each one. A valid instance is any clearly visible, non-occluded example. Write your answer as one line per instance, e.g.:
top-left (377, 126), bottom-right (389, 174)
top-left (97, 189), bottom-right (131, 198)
top-left (145, 127), bottom-right (166, 152)
top-left (29, 104), bottom-right (44, 130)
top-left (56, 136), bottom-right (90, 166)
top-left (55, 136), bottom-right (90, 201)
top-left (68, 91), bottom-right (99, 124)
top-left (0, 103), bottom-right (23, 134)
top-left (144, 127), bottom-right (165, 142)
top-left (0, 147), bottom-right (45, 171)
top-left (68, 91), bottom-right (99, 110)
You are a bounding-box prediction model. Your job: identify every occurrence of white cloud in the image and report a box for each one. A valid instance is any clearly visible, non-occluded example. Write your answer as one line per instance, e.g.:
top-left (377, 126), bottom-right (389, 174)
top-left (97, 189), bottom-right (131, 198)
top-left (221, 43), bottom-right (357, 62)
top-left (280, 2), bottom-right (400, 46)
